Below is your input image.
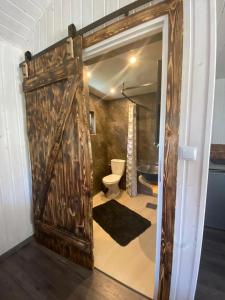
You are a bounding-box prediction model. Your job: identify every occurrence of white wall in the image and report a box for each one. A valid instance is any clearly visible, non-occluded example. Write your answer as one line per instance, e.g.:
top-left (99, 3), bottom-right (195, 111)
top-left (31, 0), bottom-right (133, 53)
top-left (211, 79), bottom-right (225, 144)
top-left (5, 0), bottom-right (215, 299)
top-left (0, 41), bottom-right (33, 255)
top-left (170, 1), bottom-right (216, 299)
top-left (0, 0), bottom-right (215, 300)
top-left (30, 0), bottom-right (164, 54)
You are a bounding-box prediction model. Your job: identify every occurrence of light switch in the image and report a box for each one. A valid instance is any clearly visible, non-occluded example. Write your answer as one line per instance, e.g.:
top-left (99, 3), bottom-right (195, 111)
top-left (179, 146), bottom-right (198, 161)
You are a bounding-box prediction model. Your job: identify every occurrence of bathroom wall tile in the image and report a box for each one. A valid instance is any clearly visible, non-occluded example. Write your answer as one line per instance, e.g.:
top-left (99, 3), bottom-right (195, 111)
top-left (89, 92), bottom-right (158, 195)
top-left (89, 94), bottom-right (109, 195)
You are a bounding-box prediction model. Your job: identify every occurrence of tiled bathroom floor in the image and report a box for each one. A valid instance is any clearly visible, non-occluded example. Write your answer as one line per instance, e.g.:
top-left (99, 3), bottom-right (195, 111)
top-left (93, 190), bottom-right (157, 299)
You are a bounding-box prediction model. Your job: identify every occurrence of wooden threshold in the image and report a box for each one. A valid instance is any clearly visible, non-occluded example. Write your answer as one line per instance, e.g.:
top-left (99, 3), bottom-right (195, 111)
top-left (95, 267), bottom-right (152, 300)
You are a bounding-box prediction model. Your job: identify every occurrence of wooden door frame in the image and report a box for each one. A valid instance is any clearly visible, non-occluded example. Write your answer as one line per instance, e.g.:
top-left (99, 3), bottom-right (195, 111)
top-left (82, 1), bottom-right (183, 299)
top-left (20, 1), bottom-right (182, 299)
top-left (84, 15), bottom-right (168, 300)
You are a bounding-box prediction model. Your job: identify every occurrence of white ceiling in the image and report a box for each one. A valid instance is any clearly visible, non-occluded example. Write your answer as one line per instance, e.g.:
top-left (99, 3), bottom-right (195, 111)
top-left (217, 0), bottom-right (225, 78)
top-left (88, 39), bottom-right (162, 100)
top-left (0, 0), bottom-right (51, 48)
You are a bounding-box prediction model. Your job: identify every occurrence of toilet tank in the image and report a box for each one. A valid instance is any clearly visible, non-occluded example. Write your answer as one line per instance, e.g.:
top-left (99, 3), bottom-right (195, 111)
top-left (111, 159), bottom-right (126, 175)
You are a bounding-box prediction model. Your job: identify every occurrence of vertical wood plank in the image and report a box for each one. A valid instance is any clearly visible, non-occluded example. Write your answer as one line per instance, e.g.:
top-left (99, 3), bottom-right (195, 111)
top-left (33, 21), bottom-right (40, 53)
top-left (82, 0), bottom-right (93, 27)
top-left (71, 0), bottom-right (82, 29)
top-left (23, 36), bottom-right (93, 269)
top-left (93, 0), bottom-right (105, 21)
top-left (46, 2), bottom-right (55, 46)
top-left (54, 0), bottom-right (63, 41)
top-left (40, 12), bottom-right (47, 50)
top-left (62, 0), bottom-right (72, 36)
top-left (157, 1), bottom-right (183, 299)
top-left (105, 0), bottom-right (119, 14)
top-left (119, 0), bottom-right (134, 8)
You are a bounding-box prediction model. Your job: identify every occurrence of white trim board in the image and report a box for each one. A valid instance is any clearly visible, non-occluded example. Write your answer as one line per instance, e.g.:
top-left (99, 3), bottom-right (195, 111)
top-left (170, 1), bottom-right (216, 300)
top-left (83, 16), bottom-right (169, 300)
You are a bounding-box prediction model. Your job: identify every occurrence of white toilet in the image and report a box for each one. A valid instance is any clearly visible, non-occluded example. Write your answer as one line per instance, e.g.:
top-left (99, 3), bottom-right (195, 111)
top-left (102, 159), bottom-right (126, 199)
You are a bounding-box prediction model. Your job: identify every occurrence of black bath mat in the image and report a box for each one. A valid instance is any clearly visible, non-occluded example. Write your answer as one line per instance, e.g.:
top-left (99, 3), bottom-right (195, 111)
top-left (93, 200), bottom-right (151, 246)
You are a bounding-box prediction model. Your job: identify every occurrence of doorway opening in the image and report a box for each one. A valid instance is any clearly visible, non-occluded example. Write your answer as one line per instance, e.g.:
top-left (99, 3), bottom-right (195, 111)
top-left (84, 20), bottom-right (166, 299)
top-left (20, 1), bottom-right (183, 298)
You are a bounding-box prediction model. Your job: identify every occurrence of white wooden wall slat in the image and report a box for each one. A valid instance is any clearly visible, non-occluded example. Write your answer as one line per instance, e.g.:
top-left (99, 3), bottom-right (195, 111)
top-left (30, 0), bottom-right (163, 54)
top-left (0, 0), bottom-right (34, 28)
top-left (0, 41), bottom-right (33, 255)
top-left (40, 13), bottom-right (47, 50)
top-left (53, 0), bottom-right (63, 42)
top-left (105, 0), bottom-right (119, 14)
top-left (82, 0), bottom-right (93, 27)
top-left (0, 23), bottom-right (28, 48)
top-left (47, 2), bottom-right (55, 46)
top-left (9, 0), bottom-right (43, 20)
top-left (62, 0), bottom-right (72, 34)
top-left (0, 0), bottom-right (51, 48)
top-left (71, 0), bottom-right (82, 30)
top-left (93, 0), bottom-right (105, 22)
top-left (0, 10), bottom-right (30, 38)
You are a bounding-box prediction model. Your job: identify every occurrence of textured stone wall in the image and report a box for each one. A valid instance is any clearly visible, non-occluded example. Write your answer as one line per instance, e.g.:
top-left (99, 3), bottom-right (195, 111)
top-left (89, 92), bottom-right (158, 195)
top-left (89, 94), bottom-right (109, 195)
top-left (104, 99), bottom-right (129, 190)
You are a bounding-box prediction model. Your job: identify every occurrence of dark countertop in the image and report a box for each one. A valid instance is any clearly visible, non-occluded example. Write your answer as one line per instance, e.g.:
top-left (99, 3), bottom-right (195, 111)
top-left (209, 162), bottom-right (225, 172)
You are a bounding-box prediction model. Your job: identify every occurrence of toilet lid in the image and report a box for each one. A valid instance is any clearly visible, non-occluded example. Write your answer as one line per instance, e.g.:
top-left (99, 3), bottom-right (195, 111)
top-left (103, 174), bottom-right (121, 184)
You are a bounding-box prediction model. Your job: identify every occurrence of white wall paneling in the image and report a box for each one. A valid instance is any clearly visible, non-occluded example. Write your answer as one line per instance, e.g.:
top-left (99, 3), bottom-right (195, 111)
top-left (0, 41), bottom-right (33, 255)
top-left (170, 0), bottom-right (216, 299)
top-left (26, 1), bottom-right (217, 299)
top-left (31, 0), bottom-right (164, 54)
top-left (0, 1), bottom-right (217, 299)
top-left (0, 0), bottom-right (51, 49)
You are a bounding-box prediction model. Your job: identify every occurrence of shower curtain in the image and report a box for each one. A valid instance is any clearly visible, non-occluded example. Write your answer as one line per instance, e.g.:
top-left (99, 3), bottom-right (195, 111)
top-left (126, 102), bottom-right (137, 197)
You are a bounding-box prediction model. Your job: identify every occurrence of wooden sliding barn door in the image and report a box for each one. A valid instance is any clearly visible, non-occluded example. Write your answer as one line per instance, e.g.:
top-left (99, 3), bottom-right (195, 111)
top-left (21, 36), bottom-right (93, 268)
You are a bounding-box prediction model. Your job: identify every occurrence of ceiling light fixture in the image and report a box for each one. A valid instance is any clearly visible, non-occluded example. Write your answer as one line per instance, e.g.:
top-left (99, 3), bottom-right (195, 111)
top-left (129, 55), bottom-right (137, 65)
top-left (110, 88), bottom-right (115, 94)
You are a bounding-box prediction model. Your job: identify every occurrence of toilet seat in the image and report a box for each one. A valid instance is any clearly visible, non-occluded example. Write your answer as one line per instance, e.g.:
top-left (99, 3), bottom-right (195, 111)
top-left (103, 174), bottom-right (121, 185)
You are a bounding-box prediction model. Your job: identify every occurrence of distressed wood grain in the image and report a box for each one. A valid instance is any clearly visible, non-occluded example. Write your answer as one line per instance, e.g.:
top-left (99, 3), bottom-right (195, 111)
top-left (83, 1), bottom-right (183, 298)
top-left (21, 0), bottom-right (183, 297)
top-left (83, 1), bottom-right (169, 48)
top-left (210, 144), bottom-right (225, 161)
top-left (23, 59), bottom-right (77, 92)
top-left (23, 36), bottom-right (93, 269)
